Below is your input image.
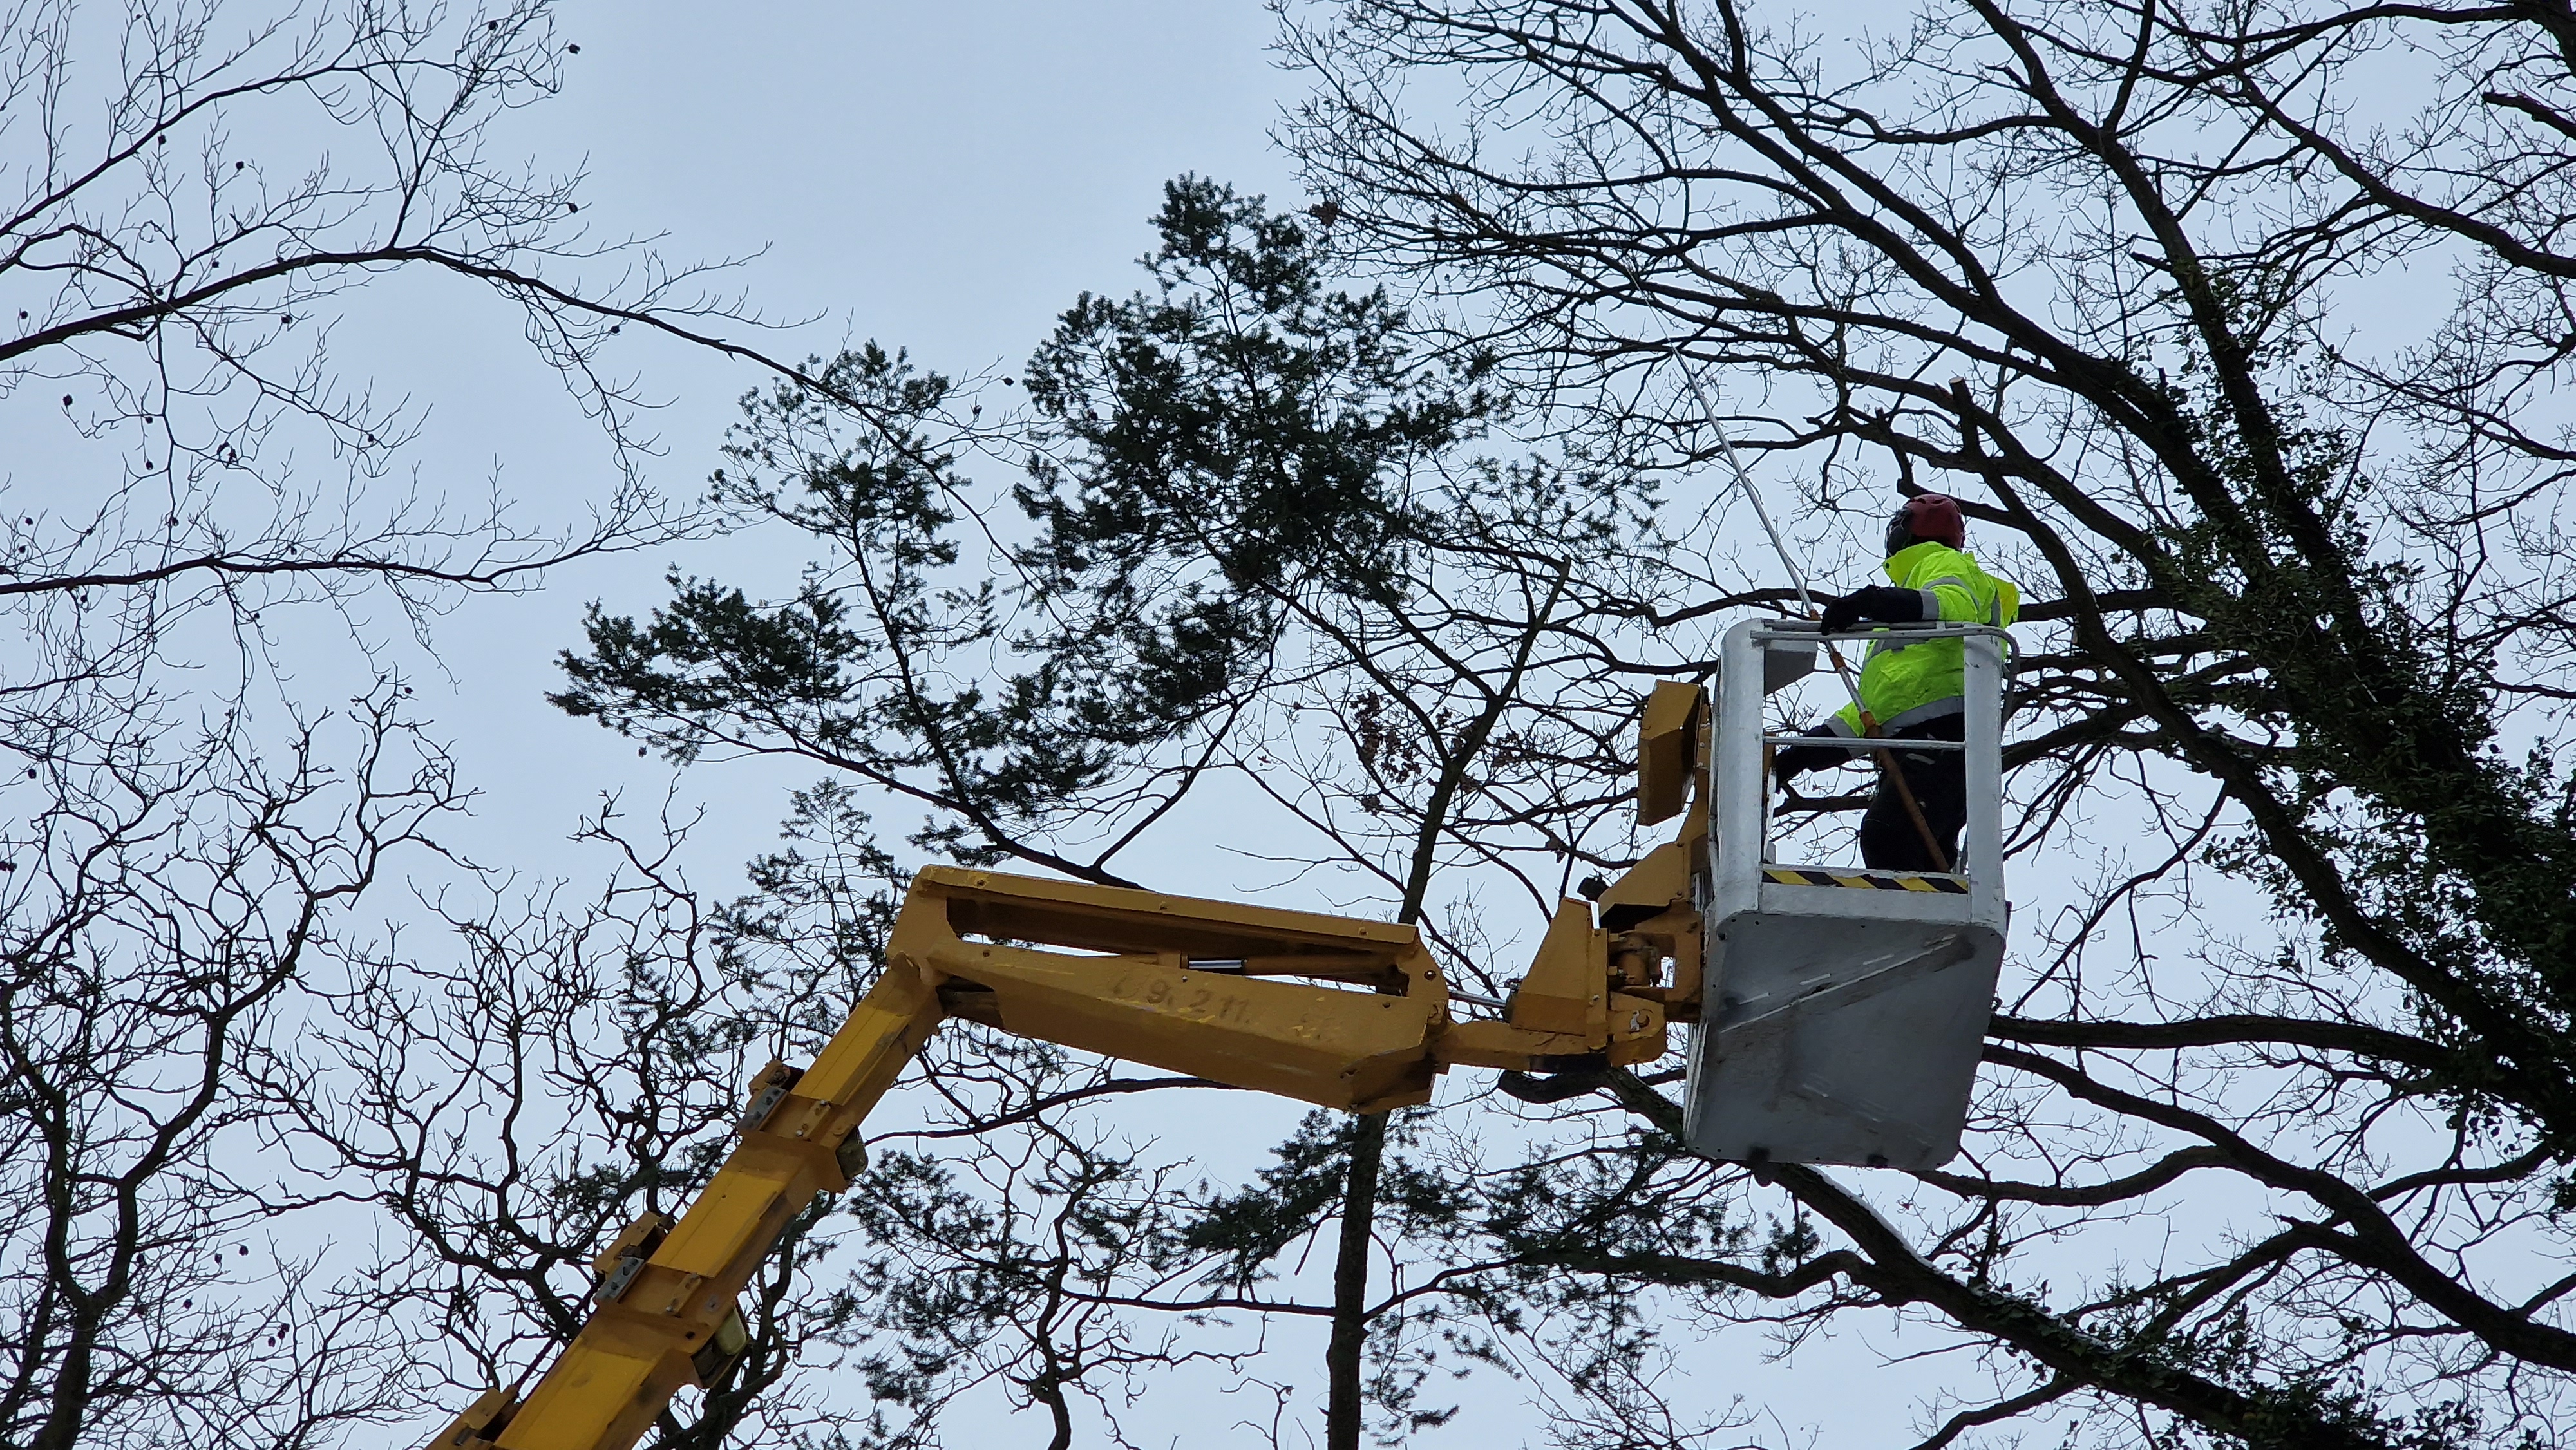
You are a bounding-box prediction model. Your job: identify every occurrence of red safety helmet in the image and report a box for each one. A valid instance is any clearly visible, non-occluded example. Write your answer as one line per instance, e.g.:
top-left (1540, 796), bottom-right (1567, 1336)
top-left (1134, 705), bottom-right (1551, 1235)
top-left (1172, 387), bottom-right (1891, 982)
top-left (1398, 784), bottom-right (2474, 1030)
top-left (1884, 493), bottom-right (1965, 554)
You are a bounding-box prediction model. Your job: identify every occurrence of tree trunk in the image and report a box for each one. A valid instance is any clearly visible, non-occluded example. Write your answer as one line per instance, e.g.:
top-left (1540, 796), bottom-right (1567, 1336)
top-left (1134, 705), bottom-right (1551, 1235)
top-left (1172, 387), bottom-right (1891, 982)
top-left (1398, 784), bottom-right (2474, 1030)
top-left (1325, 1110), bottom-right (1388, 1450)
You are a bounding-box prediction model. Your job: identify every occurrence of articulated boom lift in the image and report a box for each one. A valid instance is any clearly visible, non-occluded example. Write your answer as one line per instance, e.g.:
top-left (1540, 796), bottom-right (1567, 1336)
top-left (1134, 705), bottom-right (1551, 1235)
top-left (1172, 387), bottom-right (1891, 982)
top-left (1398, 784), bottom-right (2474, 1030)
top-left (430, 799), bottom-right (1692, 1450)
top-left (431, 629), bottom-right (2009, 1450)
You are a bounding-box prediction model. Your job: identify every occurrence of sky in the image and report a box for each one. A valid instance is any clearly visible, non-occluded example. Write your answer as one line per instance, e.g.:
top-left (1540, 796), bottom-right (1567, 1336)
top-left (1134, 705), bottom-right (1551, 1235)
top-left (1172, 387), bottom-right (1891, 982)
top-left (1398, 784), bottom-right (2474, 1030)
top-left (10, 2), bottom-right (2555, 1445)
top-left (406, 1), bottom-right (1305, 878)
top-left (362, 6), bottom-right (2073, 1444)
top-left (0, 3), bottom-right (2098, 1444)
top-left (356, 7), bottom-right (1965, 1445)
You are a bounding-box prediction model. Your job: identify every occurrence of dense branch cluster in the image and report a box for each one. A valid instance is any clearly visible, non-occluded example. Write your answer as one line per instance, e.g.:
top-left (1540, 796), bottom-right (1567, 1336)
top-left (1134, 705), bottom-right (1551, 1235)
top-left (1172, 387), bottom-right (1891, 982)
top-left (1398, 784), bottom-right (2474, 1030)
top-left (1, 5), bottom-right (759, 1447)
top-left (14, 4), bottom-right (2576, 1450)
top-left (1256, 1), bottom-right (2576, 1445)
top-left (526, 3), bottom-right (2576, 1438)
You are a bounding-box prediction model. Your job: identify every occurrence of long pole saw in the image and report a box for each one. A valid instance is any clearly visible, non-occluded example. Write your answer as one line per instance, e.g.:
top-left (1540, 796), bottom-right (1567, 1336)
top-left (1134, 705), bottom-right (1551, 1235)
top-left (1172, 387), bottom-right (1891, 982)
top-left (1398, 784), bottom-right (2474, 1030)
top-left (1682, 371), bottom-right (1951, 872)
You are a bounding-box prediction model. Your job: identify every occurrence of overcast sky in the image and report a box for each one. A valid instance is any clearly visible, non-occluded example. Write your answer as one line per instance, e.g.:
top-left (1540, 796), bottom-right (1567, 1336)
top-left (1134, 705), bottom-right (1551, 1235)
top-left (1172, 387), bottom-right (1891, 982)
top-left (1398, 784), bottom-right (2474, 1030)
top-left (71, 5), bottom-right (1978, 1442)
top-left (15, 1), bottom-right (2512, 1445)
top-left (397, 3), bottom-right (1305, 881)
top-left (398, 8), bottom-right (1963, 1443)
top-left (8, 4), bottom-right (2515, 1444)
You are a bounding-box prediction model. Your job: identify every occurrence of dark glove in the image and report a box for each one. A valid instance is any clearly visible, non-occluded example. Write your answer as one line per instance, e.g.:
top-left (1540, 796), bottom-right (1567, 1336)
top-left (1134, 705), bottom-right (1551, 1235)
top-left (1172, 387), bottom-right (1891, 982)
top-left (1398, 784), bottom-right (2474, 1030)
top-left (1819, 585), bottom-right (1926, 633)
top-left (1772, 724), bottom-right (1847, 787)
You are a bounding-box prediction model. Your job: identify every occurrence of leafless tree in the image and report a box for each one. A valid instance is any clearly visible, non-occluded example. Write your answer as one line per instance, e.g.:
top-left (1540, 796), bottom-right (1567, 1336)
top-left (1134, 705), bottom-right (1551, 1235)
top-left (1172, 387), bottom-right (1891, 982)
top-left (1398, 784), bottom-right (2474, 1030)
top-left (0, 687), bottom-right (468, 1450)
top-left (294, 778), bottom-right (1282, 1450)
top-left (0, 4), bottom-right (901, 1446)
top-left (0, 0), bottom-right (727, 712)
top-left (416, 3), bottom-right (2576, 1442)
top-left (283, 788), bottom-right (833, 1450)
top-left (1252, 1), bottom-right (2576, 1445)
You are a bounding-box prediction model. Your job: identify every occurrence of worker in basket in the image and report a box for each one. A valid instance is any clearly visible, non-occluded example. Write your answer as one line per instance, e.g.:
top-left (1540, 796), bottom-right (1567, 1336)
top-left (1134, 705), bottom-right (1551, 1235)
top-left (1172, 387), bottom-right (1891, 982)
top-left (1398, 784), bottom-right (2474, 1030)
top-left (1771, 493), bottom-right (2019, 872)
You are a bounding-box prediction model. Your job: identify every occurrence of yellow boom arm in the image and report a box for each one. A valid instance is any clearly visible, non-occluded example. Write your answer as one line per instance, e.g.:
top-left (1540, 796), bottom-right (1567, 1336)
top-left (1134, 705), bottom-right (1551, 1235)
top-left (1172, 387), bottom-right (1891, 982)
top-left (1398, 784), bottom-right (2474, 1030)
top-left (428, 693), bottom-right (1708, 1450)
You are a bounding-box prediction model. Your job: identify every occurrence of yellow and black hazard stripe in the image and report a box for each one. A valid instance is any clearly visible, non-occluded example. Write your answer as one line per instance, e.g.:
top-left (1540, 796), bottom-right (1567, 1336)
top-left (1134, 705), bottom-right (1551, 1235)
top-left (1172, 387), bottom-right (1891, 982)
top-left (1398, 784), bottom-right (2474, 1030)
top-left (1763, 866), bottom-right (1967, 894)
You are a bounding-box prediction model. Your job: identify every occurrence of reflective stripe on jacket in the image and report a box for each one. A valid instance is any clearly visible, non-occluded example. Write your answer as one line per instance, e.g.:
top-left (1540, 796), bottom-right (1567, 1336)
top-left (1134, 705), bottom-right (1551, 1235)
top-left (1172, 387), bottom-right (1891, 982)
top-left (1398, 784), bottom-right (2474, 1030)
top-left (1831, 541), bottom-right (2020, 737)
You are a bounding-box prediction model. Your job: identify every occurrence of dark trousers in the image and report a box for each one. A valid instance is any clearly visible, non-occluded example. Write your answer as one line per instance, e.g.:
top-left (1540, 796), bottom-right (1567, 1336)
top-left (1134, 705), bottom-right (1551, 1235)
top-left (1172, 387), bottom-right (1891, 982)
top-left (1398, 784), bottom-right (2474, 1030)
top-left (1859, 715), bottom-right (1967, 872)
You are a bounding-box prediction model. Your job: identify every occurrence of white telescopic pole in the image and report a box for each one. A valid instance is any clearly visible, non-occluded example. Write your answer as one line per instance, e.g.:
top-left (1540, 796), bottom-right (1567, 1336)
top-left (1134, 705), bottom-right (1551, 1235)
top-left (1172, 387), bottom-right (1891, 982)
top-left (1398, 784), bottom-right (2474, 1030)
top-left (1682, 369), bottom-right (1867, 711)
top-left (1682, 370), bottom-right (1819, 619)
top-left (1684, 368), bottom-right (1951, 871)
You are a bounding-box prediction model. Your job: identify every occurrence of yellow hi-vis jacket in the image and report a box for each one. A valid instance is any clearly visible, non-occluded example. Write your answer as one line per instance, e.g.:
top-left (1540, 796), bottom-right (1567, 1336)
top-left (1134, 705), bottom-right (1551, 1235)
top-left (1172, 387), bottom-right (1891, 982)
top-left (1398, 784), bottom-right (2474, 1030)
top-left (1830, 541), bottom-right (2020, 737)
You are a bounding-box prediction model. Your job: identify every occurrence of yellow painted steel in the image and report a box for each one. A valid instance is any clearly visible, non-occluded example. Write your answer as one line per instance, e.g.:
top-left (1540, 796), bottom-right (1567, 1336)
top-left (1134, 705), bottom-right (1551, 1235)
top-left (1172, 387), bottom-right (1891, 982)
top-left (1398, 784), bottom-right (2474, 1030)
top-left (895, 867), bottom-right (1448, 1111)
top-left (1636, 680), bottom-right (1707, 825)
top-left (1506, 900), bottom-right (1609, 1039)
top-left (429, 849), bottom-right (1692, 1450)
top-left (1595, 840), bottom-right (1691, 923)
top-left (456, 963), bottom-right (944, 1450)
